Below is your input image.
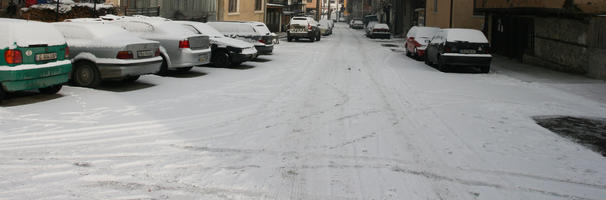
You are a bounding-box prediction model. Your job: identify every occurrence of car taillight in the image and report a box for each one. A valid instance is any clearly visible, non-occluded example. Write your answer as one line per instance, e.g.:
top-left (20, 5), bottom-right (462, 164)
top-left (258, 39), bottom-right (266, 44)
top-left (154, 48), bottom-right (160, 57)
top-left (178, 40), bottom-right (190, 49)
top-left (308, 23), bottom-right (312, 31)
top-left (444, 47), bottom-right (451, 53)
top-left (65, 46), bottom-right (70, 58)
top-left (116, 51), bottom-right (133, 59)
top-left (4, 49), bottom-right (22, 64)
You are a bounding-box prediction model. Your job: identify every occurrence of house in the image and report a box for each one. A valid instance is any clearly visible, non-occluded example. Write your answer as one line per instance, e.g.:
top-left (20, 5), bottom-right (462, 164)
top-left (217, 0), bottom-right (266, 22)
top-left (477, 0), bottom-right (606, 80)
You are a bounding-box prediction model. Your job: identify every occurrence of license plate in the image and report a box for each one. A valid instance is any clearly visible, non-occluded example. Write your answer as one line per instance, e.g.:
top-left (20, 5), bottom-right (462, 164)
top-left (460, 49), bottom-right (476, 54)
top-left (292, 29), bottom-right (306, 33)
top-left (137, 50), bottom-right (153, 57)
top-left (35, 53), bottom-right (57, 61)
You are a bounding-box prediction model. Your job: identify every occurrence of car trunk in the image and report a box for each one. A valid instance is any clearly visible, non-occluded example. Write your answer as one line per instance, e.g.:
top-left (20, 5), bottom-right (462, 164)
top-left (445, 41), bottom-right (490, 54)
top-left (124, 42), bottom-right (160, 59)
top-left (187, 35), bottom-right (210, 50)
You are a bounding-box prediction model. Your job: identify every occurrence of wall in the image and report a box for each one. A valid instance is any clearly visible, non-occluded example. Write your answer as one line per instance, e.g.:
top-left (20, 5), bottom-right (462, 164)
top-left (478, 0), bottom-right (606, 14)
top-left (426, 0), bottom-right (483, 30)
top-left (160, 0), bottom-right (216, 21)
top-left (219, 0), bottom-right (265, 22)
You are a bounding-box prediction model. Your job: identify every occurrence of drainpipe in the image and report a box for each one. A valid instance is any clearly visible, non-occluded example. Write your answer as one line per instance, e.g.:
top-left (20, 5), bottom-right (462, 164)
top-left (449, 0), bottom-right (453, 28)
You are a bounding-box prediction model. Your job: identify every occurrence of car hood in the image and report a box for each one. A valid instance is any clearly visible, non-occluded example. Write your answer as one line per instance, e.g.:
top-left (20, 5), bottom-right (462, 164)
top-left (211, 37), bottom-right (254, 49)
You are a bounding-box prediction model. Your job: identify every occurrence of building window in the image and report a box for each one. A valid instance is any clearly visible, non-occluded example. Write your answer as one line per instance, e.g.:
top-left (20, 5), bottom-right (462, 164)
top-left (307, 0), bottom-right (312, 3)
top-left (255, 0), bottom-right (263, 11)
top-left (433, 0), bottom-right (438, 12)
top-left (229, 0), bottom-right (238, 13)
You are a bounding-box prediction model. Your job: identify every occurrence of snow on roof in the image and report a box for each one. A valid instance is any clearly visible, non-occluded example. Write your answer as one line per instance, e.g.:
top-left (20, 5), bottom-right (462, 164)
top-left (21, 2), bottom-right (114, 14)
top-left (0, 19), bottom-right (66, 49)
top-left (175, 21), bottom-right (224, 38)
top-left (444, 29), bottom-right (488, 43)
top-left (413, 27), bottom-right (440, 38)
top-left (53, 22), bottom-right (157, 47)
top-left (373, 23), bottom-right (389, 29)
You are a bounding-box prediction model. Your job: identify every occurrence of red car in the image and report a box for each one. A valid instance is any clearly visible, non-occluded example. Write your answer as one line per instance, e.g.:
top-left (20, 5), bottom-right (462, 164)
top-left (405, 26), bottom-right (440, 59)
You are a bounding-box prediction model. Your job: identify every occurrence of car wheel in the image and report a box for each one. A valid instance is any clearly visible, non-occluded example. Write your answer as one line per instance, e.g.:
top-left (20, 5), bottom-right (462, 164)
top-left (72, 61), bottom-right (101, 88)
top-left (212, 50), bottom-right (231, 68)
top-left (38, 84), bottom-right (62, 94)
top-left (231, 61), bottom-right (243, 67)
top-left (309, 35), bottom-right (315, 42)
top-left (480, 65), bottom-right (490, 73)
top-left (287, 36), bottom-right (293, 42)
top-left (157, 56), bottom-right (169, 75)
top-left (176, 67), bottom-right (193, 72)
top-left (316, 33), bottom-right (321, 41)
top-left (123, 75), bottom-right (140, 82)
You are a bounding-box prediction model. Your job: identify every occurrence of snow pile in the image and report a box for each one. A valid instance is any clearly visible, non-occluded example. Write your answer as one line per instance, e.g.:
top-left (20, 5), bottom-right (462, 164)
top-left (22, 2), bottom-right (114, 14)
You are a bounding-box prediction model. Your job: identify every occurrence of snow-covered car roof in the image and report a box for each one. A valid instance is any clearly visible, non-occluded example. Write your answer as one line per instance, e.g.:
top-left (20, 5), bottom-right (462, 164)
top-left (373, 23), bottom-right (389, 30)
top-left (0, 18), bottom-right (66, 49)
top-left (53, 22), bottom-right (158, 46)
top-left (175, 21), bottom-right (225, 38)
top-left (444, 28), bottom-right (488, 43)
top-left (207, 22), bottom-right (257, 35)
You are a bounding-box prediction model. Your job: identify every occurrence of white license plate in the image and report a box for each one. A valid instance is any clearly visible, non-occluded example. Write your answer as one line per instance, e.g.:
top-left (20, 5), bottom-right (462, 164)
top-left (460, 49), bottom-right (477, 54)
top-left (292, 29), bottom-right (306, 33)
top-left (36, 53), bottom-right (57, 61)
top-left (137, 50), bottom-right (153, 57)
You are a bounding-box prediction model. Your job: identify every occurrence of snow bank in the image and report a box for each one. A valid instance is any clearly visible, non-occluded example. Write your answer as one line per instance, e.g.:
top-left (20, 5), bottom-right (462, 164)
top-left (0, 19), bottom-right (65, 49)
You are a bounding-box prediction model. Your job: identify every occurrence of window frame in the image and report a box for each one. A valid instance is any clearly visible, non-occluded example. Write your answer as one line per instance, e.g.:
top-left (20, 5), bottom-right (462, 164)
top-left (228, 0), bottom-right (239, 14)
top-left (255, 0), bottom-right (263, 11)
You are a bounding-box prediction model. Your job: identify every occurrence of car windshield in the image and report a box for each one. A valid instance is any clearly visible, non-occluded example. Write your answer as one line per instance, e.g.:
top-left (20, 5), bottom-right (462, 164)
top-left (253, 24), bottom-right (271, 35)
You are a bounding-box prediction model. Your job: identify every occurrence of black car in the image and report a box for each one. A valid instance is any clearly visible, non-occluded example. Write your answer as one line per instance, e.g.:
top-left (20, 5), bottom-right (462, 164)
top-left (425, 29), bottom-right (492, 73)
top-left (287, 17), bottom-right (321, 42)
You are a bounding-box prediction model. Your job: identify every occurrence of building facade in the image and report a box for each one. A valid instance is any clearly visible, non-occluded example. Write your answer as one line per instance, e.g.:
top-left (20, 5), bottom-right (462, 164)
top-left (217, 0), bottom-right (266, 22)
top-left (425, 0), bottom-right (484, 29)
top-left (477, 0), bottom-right (606, 80)
top-left (161, 0), bottom-right (217, 21)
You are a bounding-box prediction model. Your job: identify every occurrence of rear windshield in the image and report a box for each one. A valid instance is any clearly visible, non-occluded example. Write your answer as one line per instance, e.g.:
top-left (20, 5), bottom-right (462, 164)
top-left (374, 24), bottom-right (389, 29)
top-left (446, 29), bottom-right (488, 43)
top-left (292, 17), bottom-right (307, 21)
top-left (1, 20), bottom-right (65, 48)
top-left (253, 24), bottom-right (271, 35)
top-left (192, 23), bottom-right (224, 37)
top-left (353, 20), bottom-right (363, 24)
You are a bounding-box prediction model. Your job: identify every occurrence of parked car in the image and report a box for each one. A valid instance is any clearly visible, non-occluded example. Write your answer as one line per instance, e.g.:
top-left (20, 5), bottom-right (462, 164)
top-left (53, 22), bottom-right (162, 87)
top-left (286, 16), bottom-right (321, 42)
top-left (319, 19), bottom-right (333, 36)
top-left (405, 26), bottom-right (440, 59)
top-left (105, 16), bottom-right (212, 74)
top-left (367, 23), bottom-right (391, 39)
top-left (351, 20), bottom-right (364, 29)
top-left (207, 21), bottom-right (274, 55)
top-left (0, 19), bottom-right (71, 100)
top-left (363, 15), bottom-right (378, 26)
top-left (365, 21), bottom-right (379, 36)
top-left (248, 21), bottom-right (279, 45)
top-left (176, 21), bottom-right (257, 68)
top-left (425, 28), bottom-right (492, 73)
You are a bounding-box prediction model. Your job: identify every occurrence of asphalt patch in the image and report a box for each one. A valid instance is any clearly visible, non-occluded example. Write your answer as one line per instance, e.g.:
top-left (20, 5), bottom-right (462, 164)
top-left (534, 116), bottom-right (606, 157)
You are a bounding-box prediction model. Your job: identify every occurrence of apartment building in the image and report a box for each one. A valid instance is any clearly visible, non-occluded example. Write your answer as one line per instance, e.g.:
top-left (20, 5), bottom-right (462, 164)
top-left (217, 0), bottom-right (266, 22)
top-left (425, 0), bottom-right (484, 30)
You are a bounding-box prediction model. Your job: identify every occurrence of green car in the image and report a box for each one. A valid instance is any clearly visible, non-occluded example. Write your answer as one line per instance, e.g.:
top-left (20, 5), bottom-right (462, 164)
top-left (0, 19), bottom-right (72, 101)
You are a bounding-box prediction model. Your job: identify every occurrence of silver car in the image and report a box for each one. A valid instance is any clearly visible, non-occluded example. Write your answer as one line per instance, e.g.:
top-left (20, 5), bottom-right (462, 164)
top-left (106, 17), bottom-right (212, 74)
top-left (53, 22), bottom-right (162, 87)
top-left (207, 21), bottom-right (274, 55)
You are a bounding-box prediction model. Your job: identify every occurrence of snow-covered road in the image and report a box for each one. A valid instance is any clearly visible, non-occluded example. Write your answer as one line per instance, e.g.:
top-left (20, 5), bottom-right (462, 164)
top-left (2, 24), bottom-right (606, 200)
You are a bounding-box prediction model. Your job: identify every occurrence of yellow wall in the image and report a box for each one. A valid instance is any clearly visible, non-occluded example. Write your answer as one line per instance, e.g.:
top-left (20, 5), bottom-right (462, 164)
top-left (220, 0), bottom-right (265, 22)
top-left (306, 0), bottom-right (318, 9)
top-left (426, 0), bottom-right (484, 30)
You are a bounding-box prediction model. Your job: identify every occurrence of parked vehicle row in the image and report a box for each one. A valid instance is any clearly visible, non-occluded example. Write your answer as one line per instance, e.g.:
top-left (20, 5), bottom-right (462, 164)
top-left (1, 16), bottom-right (279, 101)
top-left (405, 26), bottom-right (492, 73)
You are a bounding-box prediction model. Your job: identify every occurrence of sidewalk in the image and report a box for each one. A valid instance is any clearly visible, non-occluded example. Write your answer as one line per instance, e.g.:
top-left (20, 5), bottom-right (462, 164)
top-left (492, 56), bottom-right (606, 103)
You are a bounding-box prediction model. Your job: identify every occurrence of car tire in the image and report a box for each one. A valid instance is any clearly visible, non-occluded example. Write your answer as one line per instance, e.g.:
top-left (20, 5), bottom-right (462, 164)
top-left (212, 50), bottom-right (231, 68)
top-left (309, 35), bottom-right (315, 42)
top-left (72, 61), bottom-right (101, 88)
top-left (123, 75), bottom-right (140, 82)
top-left (316, 33), bottom-right (321, 41)
top-left (38, 84), bottom-right (62, 94)
top-left (480, 65), bottom-right (490, 73)
top-left (287, 36), bottom-right (293, 42)
top-left (176, 67), bottom-right (193, 72)
top-left (157, 56), bottom-right (169, 75)
top-left (231, 62), bottom-right (243, 67)
top-left (424, 54), bottom-right (431, 65)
